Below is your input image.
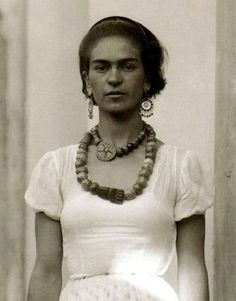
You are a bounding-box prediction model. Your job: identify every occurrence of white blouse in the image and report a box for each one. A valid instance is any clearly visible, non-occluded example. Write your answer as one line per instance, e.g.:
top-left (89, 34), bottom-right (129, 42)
top-left (25, 144), bottom-right (214, 278)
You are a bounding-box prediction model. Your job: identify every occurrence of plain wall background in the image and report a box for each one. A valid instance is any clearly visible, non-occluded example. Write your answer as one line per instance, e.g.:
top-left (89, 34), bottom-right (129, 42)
top-left (25, 0), bottom-right (215, 297)
top-left (25, 0), bottom-right (89, 289)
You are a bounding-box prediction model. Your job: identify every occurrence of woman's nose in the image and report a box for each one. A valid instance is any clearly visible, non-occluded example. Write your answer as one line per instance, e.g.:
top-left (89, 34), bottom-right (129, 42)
top-left (107, 68), bottom-right (122, 86)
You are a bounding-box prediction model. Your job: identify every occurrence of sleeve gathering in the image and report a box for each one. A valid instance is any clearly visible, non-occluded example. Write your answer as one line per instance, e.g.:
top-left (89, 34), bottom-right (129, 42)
top-left (174, 150), bottom-right (214, 222)
top-left (25, 151), bottom-right (63, 221)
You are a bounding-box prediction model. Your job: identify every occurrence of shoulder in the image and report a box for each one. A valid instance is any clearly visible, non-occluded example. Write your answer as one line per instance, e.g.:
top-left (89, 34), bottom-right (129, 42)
top-left (51, 144), bottom-right (78, 157)
top-left (42, 144), bottom-right (78, 162)
top-left (158, 144), bottom-right (202, 178)
top-left (54, 144), bottom-right (78, 161)
top-left (160, 143), bottom-right (194, 162)
top-left (33, 144), bottom-right (78, 177)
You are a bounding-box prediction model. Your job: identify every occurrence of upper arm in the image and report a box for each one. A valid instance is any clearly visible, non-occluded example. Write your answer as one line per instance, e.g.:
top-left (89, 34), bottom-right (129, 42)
top-left (176, 215), bottom-right (209, 300)
top-left (34, 212), bottom-right (63, 271)
top-left (176, 214), bottom-right (206, 264)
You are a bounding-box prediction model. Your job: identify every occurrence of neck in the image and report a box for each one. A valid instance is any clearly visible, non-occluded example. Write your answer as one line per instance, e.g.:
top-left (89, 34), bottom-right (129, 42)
top-left (97, 110), bottom-right (144, 147)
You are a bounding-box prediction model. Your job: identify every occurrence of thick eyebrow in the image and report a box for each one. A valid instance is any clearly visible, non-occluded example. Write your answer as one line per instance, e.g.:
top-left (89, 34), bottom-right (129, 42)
top-left (91, 58), bottom-right (141, 65)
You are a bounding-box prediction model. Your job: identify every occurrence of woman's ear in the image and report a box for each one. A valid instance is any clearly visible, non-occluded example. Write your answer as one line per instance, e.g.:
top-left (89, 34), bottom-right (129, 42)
top-left (82, 71), bottom-right (92, 96)
top-left (144, 79), bottom-right (151, 94)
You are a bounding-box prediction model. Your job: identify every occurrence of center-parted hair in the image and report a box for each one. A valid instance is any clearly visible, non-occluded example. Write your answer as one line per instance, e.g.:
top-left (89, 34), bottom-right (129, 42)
top-left (79, 16), bottom-right (167, 99)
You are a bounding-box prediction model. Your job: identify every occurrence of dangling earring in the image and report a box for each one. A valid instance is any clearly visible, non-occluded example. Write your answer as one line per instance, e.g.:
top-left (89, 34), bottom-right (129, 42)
top-left (88, 98), bottom-right (93, 119)
top-left (140, 96), bottom-right (154, 118)
top-left (86, 84), bottom-right (94, 119)
top-left (140, 82), bottom-right (153, 118)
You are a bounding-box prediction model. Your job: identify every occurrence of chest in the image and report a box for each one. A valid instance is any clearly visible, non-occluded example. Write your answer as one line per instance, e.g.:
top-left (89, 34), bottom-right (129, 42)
top-left (86, 144), bottom-right (146, 190)
top-left (62, 144), bottom-right (177, 221)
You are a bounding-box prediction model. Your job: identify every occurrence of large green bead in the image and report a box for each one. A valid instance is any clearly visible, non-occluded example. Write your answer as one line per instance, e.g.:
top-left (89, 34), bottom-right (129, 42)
top-left (143, 158), bottom-right (154, 167)
top-left (136, 176), bottom-right (148, 189)
top-left (77, 148), bottom-right (87, 155)
top-left (122, 146), bottom-right (129, 154)
top-left (116, 147), bottom-right (124, 157)
top-left (79, 142), bottom-right (89, 150)
top-left (76, 166), bottom-right (88, 174)
top-left (147, 141), bottom-right (156, 147)
top-left (75, 160), bottom-right (84, 168)
top-left (124, 189), bottom-right (136, 200)
top-left (89, 182), bottom-right (99, 194)
top-left (142, 163), bottom-right (153, 172)
top-left (81, 179), bottom-right (91, 191)
top-left (145, 152), bottom-right (156, 160)
top-left (132, 183), bottom-right (143, 195)
top-left (77, 172), bottom-right (88, 183)
top-left (139, 168), bottom-right (151, 177)
top-left (146, 145), bottom-right (156, 152)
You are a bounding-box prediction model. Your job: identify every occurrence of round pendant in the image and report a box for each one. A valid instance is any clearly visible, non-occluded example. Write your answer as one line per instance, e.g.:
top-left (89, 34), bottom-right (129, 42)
top-left (96, 141), bottom-right (116, 161)
top-left (142, 100), bottom-right (152, 110)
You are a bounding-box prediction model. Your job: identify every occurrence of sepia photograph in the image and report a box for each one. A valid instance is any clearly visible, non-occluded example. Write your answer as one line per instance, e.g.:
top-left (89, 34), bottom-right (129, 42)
top-left (0, 0), bottom-right (235, 300)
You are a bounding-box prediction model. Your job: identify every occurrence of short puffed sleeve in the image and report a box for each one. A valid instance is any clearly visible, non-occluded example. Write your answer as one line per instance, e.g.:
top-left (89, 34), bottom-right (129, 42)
top-left (25, 151), bottom-right (63, 220)
top-left (174, 150), bottom-right (214, 221)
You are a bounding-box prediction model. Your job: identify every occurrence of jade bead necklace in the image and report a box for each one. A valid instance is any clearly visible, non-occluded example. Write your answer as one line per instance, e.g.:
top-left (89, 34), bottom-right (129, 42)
top-left (75, 123), bottom-right (160, 204)
top-left (91, 123), bottom-right (147, 162)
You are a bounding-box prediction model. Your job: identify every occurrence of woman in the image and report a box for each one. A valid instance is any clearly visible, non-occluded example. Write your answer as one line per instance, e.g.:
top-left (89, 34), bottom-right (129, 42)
top-left (25, 16), bottom-right (213, 301)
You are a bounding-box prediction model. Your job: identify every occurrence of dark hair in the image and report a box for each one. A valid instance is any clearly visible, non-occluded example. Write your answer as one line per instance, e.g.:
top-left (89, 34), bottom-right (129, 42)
top-left (79, 16), bottom-right (167, 99)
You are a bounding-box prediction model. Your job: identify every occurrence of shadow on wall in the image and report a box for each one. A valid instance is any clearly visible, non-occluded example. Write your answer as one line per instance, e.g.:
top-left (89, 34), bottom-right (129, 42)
top-left (0, 5), bottom-right (26, 300)
top-left (0, 8), bottom-right (8, 301)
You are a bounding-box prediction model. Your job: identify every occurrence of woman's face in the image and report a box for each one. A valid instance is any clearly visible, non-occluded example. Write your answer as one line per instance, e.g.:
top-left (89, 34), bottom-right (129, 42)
top-left (85, 36), bottom-right (149, 115)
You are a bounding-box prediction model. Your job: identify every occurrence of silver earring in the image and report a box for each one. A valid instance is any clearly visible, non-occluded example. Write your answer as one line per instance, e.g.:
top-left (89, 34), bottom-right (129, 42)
top-left (140, 97), bottom-right (154, 118)
top-left (88, 98), bottom-right (93, 119)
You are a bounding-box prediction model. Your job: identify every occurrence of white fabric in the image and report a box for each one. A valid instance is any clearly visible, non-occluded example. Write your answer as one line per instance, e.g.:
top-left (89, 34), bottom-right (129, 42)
top-left (25, 144), bottom-right (214, 300)
top-left (25, 151), bottom-right (63, 220)
top-left (60, 274), bottom-right (179, 301)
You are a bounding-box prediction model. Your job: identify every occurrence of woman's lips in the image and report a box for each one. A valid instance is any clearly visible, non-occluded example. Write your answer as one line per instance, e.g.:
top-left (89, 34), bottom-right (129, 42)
top-left (105, 91), bottom-right (126, 97)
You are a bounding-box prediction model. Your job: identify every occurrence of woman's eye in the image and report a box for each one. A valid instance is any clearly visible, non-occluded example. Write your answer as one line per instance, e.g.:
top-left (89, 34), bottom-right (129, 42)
top-left (94, 65), bottom-right (107, 72)
top-left (123, 64), bottom-right (136, 71)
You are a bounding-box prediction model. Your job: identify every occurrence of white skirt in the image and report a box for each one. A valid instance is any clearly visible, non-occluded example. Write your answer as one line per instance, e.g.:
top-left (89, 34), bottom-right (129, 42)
top-left (59, 274), bottom-right (179, 301)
